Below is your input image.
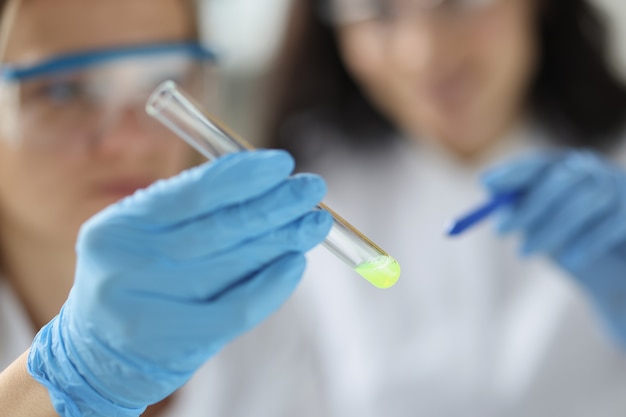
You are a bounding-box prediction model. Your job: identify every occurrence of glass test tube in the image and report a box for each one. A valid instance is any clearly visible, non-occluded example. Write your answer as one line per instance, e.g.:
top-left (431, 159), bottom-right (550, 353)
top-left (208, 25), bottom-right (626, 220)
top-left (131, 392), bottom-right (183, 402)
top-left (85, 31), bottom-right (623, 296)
top-left (146, 81), bottom-right (400, 289)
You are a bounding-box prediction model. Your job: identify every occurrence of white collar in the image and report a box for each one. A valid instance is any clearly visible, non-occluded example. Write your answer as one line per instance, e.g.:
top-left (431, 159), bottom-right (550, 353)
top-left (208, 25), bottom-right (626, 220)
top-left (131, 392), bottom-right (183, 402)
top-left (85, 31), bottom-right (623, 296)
top-left (0, 276), bottom-right (36, 370)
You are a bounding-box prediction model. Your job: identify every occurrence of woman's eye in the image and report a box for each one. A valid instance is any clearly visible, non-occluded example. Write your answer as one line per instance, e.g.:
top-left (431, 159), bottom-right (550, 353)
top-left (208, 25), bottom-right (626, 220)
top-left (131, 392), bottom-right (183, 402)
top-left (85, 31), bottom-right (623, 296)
top-left (376, 0), bottom-right (403, 20)
top-left (374, 1), bottom-right (392, 17)
top-left (39, 80), bottom-right (86, 104)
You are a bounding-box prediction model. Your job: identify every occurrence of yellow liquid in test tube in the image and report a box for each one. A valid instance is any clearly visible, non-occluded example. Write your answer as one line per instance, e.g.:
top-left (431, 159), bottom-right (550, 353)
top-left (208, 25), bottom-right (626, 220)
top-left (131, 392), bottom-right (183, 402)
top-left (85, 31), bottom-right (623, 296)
top-left (355, 256), bottom-right (401, 289)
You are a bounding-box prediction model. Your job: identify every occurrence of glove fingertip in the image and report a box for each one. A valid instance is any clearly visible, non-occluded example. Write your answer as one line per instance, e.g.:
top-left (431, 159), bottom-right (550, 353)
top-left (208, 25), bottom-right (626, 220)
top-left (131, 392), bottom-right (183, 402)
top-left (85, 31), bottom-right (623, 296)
top-left (212, 149), bottom-right (295, 180)
top-left (317, 209), bottom-right (334, 234)
top-left (306, 210), bottom-right (334, 244)
top-left (558, 241), bottom-right (597, 271)
top-left (292, 173), bottom-right (328, 203)
top-left (481, 154), bottom-right (556, 191)
top-left (481, 168), bottom-right (528, 192)
top-left (252, 149), bottom-right (296, 174)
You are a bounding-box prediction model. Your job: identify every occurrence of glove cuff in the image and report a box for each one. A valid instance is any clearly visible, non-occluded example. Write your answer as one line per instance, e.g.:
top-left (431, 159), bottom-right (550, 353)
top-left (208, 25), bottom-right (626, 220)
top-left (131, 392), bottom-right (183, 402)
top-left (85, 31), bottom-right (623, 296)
top-left (27, 309), bottom-right (146, 417)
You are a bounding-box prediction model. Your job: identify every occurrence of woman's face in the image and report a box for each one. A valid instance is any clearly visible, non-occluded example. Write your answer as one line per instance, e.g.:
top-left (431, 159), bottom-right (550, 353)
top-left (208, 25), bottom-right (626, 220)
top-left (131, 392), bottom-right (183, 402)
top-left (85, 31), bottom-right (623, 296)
top-left (0, 0), bottom-right (197, 246)
top-left (334, 0), bottom-right (539, 157)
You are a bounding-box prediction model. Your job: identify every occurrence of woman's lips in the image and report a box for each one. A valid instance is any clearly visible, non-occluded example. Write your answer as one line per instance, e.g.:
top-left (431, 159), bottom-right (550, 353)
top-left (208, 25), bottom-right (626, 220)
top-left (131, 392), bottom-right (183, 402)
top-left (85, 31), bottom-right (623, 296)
top-left (422, 72), bottom-right (476, 113)
top-left (97, 179), bottom-right (156, 198)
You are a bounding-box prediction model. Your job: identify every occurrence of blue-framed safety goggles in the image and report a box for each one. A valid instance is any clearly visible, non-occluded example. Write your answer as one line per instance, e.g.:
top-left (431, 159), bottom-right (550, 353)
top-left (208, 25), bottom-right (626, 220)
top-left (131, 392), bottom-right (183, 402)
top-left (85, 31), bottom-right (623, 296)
top-left (0, 41), bottom-right (218, 152)
top-left (325, 0), bottom-right (498, 25)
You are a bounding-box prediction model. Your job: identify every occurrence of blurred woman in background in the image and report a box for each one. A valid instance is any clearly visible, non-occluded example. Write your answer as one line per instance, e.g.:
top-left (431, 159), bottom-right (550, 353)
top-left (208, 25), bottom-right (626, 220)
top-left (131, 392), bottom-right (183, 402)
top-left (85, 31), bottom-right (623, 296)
top-left (192, 0), bottom-right (626, 416)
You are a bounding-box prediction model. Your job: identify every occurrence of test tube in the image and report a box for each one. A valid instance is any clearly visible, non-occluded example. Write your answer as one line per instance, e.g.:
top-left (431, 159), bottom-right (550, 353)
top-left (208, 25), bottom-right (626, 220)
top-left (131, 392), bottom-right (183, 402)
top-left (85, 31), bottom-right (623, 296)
top-left (146, 81), bottom-right (400, 289)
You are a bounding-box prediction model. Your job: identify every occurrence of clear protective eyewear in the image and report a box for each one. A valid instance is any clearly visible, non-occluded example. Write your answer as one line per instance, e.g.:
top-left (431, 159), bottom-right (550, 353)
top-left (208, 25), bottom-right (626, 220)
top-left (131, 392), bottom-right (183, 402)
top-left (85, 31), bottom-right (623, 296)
top-left (0, 42), bottom-right (217, 152)
top-left (327, 0), bottom-right (498, 26)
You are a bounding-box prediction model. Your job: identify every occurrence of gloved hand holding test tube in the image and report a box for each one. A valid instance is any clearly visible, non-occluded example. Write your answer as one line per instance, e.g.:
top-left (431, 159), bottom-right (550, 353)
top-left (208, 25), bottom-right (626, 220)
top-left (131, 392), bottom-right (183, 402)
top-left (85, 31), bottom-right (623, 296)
top-left (146, 81), bottom-right (400, 289)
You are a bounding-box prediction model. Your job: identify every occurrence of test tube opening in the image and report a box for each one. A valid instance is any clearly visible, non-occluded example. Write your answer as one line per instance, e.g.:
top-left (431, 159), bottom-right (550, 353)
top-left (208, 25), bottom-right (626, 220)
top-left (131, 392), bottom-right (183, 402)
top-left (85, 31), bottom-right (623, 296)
top-left (146, 81), bottom-right (177, 117)
top-left (146, 81), bottom-right (227, 160)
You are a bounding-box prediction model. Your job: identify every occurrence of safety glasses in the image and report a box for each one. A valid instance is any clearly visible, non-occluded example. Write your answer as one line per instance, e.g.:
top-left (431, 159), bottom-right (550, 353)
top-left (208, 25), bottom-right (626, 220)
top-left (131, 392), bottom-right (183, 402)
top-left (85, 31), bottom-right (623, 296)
top-left (327, 0), bottom-right (499, 26)
top-left (0, 42), bottom-right (217, 152)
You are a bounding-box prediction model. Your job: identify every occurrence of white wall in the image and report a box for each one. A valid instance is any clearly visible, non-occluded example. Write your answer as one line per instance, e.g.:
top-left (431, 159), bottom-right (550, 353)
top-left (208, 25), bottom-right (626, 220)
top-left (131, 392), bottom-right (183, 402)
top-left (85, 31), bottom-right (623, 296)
top-left (201, 0), bottom-right (292, 75)
top-left (197, 0), bottom-right (294, 145)
top-left (592, 0), bottom-right (626, 77)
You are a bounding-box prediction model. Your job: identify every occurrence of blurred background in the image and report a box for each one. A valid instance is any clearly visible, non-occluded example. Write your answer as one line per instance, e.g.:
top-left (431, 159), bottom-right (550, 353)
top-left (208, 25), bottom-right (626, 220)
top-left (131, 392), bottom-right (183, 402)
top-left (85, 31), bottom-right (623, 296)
top-left (203, 0), bottom-right (626, 147)
top-left (200, 0), bottom-right (293, 146)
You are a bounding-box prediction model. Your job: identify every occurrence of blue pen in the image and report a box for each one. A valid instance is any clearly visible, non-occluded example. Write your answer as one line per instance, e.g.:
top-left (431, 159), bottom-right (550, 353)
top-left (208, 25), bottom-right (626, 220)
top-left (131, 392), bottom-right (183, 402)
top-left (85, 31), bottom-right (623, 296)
top-left (446, 190), bottom-right (524, 237)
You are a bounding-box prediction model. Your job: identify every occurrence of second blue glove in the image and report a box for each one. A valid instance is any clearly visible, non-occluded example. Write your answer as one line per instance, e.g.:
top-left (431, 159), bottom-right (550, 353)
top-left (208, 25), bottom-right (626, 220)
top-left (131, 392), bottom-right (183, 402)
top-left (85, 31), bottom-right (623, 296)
top-left (482, 150), bottom-right (626, 347)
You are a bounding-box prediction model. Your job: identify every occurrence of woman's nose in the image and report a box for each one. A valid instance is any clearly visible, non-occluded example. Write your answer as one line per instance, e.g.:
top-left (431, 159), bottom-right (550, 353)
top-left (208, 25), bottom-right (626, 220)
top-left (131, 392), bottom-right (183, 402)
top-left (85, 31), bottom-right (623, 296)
top-left (387, 14), bottom-right (460, 75)
top-left (96, 105), bottom-right (160, 156)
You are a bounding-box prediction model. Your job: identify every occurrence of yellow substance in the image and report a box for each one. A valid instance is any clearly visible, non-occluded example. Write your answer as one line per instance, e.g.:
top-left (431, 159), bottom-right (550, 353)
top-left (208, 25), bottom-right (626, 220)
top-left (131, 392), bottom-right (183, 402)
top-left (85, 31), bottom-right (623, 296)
top-left (354, 256), bottom-right (401, 289)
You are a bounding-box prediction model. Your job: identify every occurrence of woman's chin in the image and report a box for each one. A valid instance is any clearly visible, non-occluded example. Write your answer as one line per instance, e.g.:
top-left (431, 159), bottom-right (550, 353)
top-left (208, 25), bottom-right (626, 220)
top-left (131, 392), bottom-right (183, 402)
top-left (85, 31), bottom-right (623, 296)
top-left (421, 123), bottom-right (499, 159)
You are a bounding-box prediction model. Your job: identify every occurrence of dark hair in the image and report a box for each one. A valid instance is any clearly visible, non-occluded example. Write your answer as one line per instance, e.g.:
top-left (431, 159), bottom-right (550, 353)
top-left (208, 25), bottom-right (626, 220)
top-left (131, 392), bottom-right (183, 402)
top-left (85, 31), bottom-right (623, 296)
top-left (267, 0), bottom-right (626, 159)
top-left (532, 0), bottom-right (626, 148)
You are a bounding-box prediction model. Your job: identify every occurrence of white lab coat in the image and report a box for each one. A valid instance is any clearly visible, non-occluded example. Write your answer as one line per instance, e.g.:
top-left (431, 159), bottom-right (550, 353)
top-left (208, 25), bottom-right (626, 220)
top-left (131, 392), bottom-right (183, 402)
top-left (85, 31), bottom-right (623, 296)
top-left (0, 277), bottom-right (34, 371)
top-left (186, 126), bottom-right (626, 417)
top-left (2, 126), bottom-right (626, 417)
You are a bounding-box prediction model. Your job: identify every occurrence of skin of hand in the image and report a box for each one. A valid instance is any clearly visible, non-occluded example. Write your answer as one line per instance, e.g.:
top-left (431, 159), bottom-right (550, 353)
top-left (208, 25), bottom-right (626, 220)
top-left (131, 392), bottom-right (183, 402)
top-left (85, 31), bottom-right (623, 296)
top-left (0, 351), bottom-right (59, 417)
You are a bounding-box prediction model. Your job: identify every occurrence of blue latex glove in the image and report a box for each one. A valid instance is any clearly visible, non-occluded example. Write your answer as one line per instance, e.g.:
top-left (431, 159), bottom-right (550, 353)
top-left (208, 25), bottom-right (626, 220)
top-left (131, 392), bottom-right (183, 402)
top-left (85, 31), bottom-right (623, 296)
top-left (482, 150), bottom-right (626, 347)
top-left (27, 150), bottom-right (333, 417)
